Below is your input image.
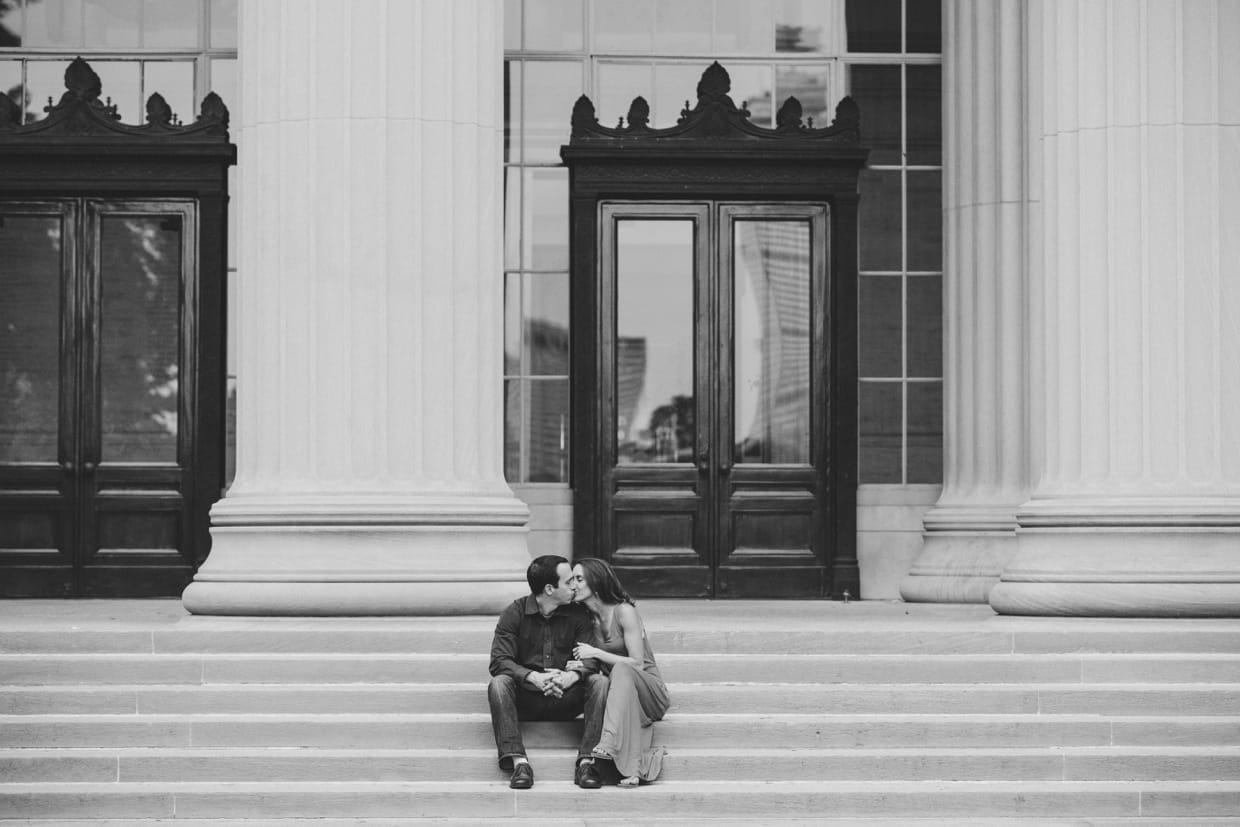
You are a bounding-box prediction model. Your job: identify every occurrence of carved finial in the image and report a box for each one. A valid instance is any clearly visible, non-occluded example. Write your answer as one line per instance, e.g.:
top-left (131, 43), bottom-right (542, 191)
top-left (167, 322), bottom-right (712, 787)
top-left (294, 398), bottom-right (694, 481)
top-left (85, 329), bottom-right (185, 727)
top-left (197, 91), bottom-right (230, 126)
top-left (0, 94), bottom-right (19, 129)
top-left (696, 61), bottom-right (731, 101)
top-left (64, 57), bottom-right (102, 102)
top-left (570, 94), bottom-right (598, 135)
top-left (776, 96), bottom-right (803, 129)
top-left (146, 92), bottom-right (173, 126)
top-left (626, 96), bottom-right (650, 129)
top-left (832, 95), bottom-right (860, 130)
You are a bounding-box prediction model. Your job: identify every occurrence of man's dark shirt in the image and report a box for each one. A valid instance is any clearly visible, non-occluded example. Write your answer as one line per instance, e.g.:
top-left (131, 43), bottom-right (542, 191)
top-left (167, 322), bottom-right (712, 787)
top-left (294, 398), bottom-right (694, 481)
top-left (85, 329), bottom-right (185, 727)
top-left (489, 595), bottom-right (595, 685)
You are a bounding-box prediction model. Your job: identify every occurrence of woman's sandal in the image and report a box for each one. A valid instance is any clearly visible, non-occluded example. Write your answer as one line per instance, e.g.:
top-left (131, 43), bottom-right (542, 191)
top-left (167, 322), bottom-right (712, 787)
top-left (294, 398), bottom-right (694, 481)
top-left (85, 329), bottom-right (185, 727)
top-left (618, 775), bottom-right (640, 787)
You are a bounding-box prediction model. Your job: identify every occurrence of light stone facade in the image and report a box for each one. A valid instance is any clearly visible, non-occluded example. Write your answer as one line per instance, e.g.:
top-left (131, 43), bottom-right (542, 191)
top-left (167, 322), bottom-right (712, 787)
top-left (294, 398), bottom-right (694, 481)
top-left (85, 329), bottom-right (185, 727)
top-left (184, 0), bottom-right (1240, 616)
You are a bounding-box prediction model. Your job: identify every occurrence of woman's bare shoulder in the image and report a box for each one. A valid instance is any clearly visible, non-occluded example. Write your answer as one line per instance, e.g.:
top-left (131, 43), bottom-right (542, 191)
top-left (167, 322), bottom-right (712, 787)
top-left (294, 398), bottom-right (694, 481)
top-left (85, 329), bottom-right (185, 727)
top-left (616, 602), bottom-right (642, 627)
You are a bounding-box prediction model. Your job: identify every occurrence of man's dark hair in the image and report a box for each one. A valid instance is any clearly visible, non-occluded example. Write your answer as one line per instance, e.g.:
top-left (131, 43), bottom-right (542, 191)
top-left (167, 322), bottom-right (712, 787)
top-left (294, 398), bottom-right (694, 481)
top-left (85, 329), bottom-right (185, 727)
top-left (527, 555), bottom-right (568, 595)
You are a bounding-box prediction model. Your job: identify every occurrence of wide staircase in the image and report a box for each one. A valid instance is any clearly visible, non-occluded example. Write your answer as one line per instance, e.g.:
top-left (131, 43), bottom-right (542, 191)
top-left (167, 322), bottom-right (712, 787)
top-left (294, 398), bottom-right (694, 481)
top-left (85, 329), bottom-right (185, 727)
top-left (2, 600), bottom-right (1239, 823)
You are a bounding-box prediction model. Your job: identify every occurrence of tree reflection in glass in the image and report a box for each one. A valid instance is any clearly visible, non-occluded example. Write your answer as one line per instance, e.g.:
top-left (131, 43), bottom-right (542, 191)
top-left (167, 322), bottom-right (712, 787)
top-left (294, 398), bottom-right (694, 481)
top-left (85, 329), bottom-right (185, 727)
top-left (100, 214), bottom-right (181, 464)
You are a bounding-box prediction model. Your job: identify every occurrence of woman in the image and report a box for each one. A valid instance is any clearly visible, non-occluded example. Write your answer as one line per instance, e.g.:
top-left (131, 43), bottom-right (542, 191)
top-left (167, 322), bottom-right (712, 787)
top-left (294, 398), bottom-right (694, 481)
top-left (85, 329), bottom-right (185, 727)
top-left (570, 557), bottom-right (670, 786)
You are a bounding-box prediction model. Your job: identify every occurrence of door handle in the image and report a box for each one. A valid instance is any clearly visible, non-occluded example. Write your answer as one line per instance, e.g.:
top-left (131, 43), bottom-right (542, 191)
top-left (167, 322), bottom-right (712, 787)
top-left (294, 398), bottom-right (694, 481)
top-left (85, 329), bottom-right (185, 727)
top-left (720, 460), bottom-right (732, 475)
top-left (60, 461), bottom-right (73, 472)
top-left (697, 451), bottom-right (709, 474)
top-left (82, 461), bottom-right (97, 473)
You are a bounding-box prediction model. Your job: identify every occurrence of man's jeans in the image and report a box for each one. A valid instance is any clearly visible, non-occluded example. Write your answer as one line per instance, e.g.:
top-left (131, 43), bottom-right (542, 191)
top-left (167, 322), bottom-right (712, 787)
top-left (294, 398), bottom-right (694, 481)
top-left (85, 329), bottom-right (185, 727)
top-left (487, 673), bottom-right (609, 769)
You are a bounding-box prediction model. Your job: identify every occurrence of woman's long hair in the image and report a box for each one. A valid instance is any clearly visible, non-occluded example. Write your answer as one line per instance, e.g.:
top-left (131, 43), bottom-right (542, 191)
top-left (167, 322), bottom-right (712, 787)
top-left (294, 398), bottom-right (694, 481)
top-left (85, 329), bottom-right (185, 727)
top-left (575, 557), bottom-right (635, 607)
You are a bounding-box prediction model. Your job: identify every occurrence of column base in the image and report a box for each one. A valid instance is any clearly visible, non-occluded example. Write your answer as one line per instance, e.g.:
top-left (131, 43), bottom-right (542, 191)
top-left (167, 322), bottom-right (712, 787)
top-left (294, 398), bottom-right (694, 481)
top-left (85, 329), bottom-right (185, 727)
top-left (182, 493), bottom-right (532, 616)
top-left (990, 500), bottom-right (1240, 617)
top-left (900, 505), bottom-right (1020, 604)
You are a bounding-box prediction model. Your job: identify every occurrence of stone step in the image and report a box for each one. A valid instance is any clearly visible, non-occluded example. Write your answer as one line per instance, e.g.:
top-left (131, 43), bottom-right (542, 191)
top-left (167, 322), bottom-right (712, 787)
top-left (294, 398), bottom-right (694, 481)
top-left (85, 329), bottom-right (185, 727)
top-left (4, 746), bottom-right (1240, 784)
top-left (3, 780), bottom-right (1240, 820)
top-left (3, 615), bottom-right (1240, 656)
top-left (4, 713), bottom-right (1239, 749)
top-left (24, 820), bottom-right (1240, 827)
top-left (3, 682), bottom-right (1238, 716)
top-left (5, 652), bottom-right (1240, 686)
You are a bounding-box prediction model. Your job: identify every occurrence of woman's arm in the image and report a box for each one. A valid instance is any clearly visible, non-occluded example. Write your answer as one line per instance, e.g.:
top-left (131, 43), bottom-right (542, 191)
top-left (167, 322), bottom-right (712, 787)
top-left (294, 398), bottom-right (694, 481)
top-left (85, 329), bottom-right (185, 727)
top-left (573, 603), bottom-right (644, 669)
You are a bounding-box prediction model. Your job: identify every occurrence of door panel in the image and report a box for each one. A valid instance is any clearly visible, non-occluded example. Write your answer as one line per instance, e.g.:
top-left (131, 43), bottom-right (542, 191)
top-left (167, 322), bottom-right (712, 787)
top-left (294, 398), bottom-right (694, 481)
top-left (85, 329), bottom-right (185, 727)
top-left (717, 205), bottom-right (828, 597)
top-left (595, 202), bottom-right (830, 597)
top-left (0, 199), bottom-right (197, 596)
top-left (0, 203), bottom-right (76, 595)
top-left (604, 206), bottom-right (713, 596)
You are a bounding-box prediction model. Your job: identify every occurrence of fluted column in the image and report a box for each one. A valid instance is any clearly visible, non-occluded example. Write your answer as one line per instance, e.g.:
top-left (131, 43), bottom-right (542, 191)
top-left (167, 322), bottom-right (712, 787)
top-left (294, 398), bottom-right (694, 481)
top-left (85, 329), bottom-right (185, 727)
top-left (901, 0), bottom-right (1030, 604)
top-left (990, 0), bottom-right (1240, 616)
top-left (182, 0), bottom-right (530, 615)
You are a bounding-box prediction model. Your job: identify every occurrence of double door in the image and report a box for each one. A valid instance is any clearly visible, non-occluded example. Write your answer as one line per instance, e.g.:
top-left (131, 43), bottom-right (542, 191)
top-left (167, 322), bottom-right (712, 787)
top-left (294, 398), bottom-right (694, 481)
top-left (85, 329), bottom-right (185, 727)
top-left (591, 202), bottom-right (832, 597)
top-left (0, 199), bottom-right (209, 596)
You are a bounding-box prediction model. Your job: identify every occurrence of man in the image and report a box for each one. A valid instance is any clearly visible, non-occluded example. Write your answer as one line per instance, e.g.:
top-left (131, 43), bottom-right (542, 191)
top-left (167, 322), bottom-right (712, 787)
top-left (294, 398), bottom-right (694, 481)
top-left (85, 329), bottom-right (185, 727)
top-left (487, 555), bottom-right (608, 789)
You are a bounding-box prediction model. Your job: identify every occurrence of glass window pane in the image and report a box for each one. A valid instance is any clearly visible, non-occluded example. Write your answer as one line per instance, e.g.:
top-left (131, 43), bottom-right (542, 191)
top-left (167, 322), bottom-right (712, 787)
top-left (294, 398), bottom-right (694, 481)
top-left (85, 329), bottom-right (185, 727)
top-left (907, 275), bottom-right (942, 377)
top-left (26, 0), bottom-right (84, 47)
top-left (504, 273), bottom-right (521, 376)
top-left (526, 378), bottom-right (569, 482)
top-left (592, 0), bottom-right (653, 52)
top-left (142, 61), bottom-right (194, 126)
top-left (846, 0), bottom-right (900, 52)
top-left (907, 381), bottom-right (943, 483)
top-left (523, 273), bottom-right (570, 376)
top-left (616, 220), bottom-right (695, 465)
top-left (208, 57), bottom-right (236, 117)
top-left (723, 63), bottom-right (772, 127)
top-left (91, 60), bottom-right (141, 123)
top-left (524, 0), bottom-right (583, 51)
top-left (906, 0), bottom-right (942, 53)
top-left (100, 214), bottom-right (183, 464)
top-left (0, 1), bottom-right (21, 45)
top-left (504, 167), bottom-right (521, 270)
top-left (84, 0), bottom-right (140, 48)
top-left (859, 275), bottom-right (901, 377)
top-left (714, 0), bottom-right (773, 54)
top-left (654, 0), bottom-right (711, 52)
top-left (0, 215), bottom-right (63, 463)
top-left (523, 167), bottom-right (568, 270)
top-left (505, 378), bottom-right (570, 483)
top-left (860, 382), bottom-right (901, 483)
top-left (0, 60), bottom-right (22, 123)
top-left (734, 220), bottom-right (811, 465)
top-left (504, 60), bottom-right (520, 163)
top-left (209, 0), bottom-right (237, 48)
top-left (504, 378), bottom-right (523, 481)
top-left (775, 0), bottom-right (832, 53)
top-left (775, 65), bottom-right (831, 127)
top-left (143, 0), bottom-right (197, 48)
top-left (858, 169), bottom-right (902, 271)
top-left (848, 64), bottom-right (900, 165)
top-left (25, 60), bottom-right (70, 122)
top-left (225, 375), bottom-right (236, 487)
top-left (505, 0), bottom-right (521, 50)
top-left (522, 60), bottom-right (582, 163)
top-left (907, 170), bottom-right (942, 271)
top-left (596, 62), bottom-right (652, 126)
top-left (652, 62), bottom-right (702, 127)
top-left (907, 64), bottom-right (941, 165)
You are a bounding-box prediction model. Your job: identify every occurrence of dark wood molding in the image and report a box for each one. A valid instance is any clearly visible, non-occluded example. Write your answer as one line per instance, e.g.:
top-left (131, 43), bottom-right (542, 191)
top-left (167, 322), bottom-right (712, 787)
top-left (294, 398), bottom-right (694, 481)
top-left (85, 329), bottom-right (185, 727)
top-left (561, 62), bottom-right (867, 600)
top-left (0, 59), bottom-right (235, 597)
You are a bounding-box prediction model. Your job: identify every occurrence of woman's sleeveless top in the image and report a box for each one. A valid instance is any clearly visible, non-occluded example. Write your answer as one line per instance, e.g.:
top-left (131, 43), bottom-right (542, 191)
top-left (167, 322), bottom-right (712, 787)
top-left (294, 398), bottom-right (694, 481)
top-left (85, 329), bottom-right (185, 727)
top-left (594, 605), bottom-right (662, 678)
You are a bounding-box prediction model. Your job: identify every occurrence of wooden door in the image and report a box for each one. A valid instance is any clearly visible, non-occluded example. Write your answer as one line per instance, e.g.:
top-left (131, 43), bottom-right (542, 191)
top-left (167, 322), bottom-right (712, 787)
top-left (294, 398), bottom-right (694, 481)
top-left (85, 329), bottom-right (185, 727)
top-left (595, 201), bottom-right (830, 597)
top-left (0, 199), bottom-right (202, 596)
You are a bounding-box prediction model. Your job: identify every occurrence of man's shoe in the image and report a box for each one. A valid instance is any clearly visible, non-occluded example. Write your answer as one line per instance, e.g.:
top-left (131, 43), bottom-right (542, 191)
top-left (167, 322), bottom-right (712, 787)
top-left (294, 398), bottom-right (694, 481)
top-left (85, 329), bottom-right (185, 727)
top-left (574, 759), bottom-right (602, 789)
top-left (509, 762), bottom-right (534, 789)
